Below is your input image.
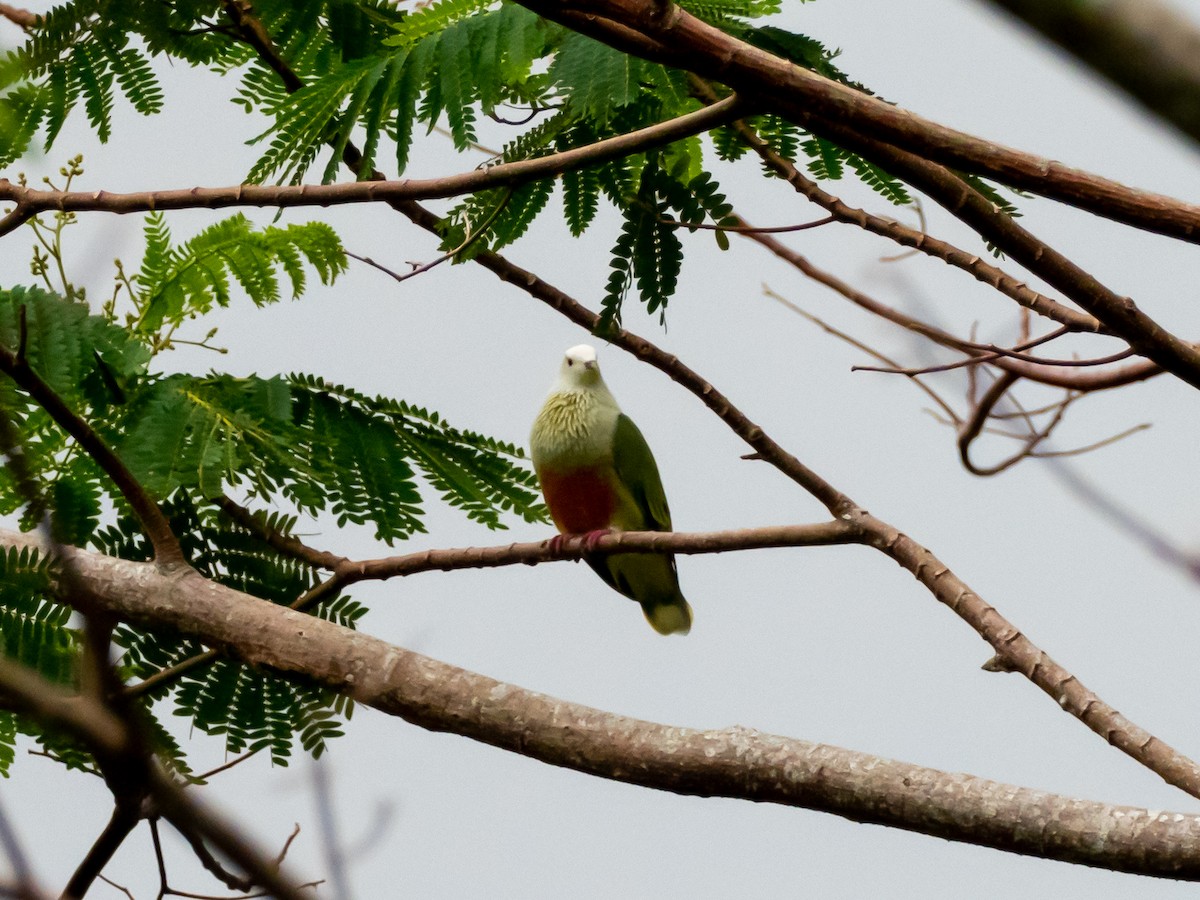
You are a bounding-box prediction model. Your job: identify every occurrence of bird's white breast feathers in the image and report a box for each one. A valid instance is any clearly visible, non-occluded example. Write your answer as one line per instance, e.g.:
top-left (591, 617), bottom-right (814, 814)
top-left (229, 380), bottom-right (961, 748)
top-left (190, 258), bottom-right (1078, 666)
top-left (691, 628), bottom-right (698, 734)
top-left (530, 387), bottom-right (621, 469)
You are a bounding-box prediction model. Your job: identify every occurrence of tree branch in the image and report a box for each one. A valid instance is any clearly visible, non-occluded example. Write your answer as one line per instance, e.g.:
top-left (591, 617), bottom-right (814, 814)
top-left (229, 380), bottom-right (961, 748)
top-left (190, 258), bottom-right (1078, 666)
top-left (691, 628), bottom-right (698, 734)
top-left (814, 128), bottom-right (1200, 389)
top-left (216, 497), bottom-right (349, 571)
top-left (388, 198), bottom-right (1200, 800)
top-left (697, 83), bottom-right (1102, 333)
top-left (0, 4), bottom-right (36, 29)
top-left (0, 654), bottom-right (309, 900)
top-left (521, 0), bottom-right (1200, 243)
top-left (529, 7), bottom-right (1200, 388)
top-left (743, 223), bottom-right (1161, 391)
top-left (6, 531), bottom-right (1200, 879)
top-left (983, 0), bottom-right (1200, 147)
top-left (0, 337), bottom-right (184, 566)
top-left (61, 805), bottom-right (141, 900)
top-left (0, 94), bottom-right (744, 238)
top-left (336, 522), bottom-right (862, 583)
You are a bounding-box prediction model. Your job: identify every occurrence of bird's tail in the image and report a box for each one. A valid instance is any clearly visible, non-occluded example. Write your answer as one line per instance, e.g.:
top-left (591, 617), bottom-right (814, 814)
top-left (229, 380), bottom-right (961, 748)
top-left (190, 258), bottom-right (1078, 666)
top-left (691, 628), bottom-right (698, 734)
top-left (641, 596), bottom-right (693, 636)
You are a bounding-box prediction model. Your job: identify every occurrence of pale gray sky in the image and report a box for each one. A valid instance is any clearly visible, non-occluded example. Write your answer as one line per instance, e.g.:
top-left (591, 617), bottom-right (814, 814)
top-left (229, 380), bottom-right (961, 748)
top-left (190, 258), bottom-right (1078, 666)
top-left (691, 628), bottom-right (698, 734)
top-left (3, 1), bottom-right (1200, 897)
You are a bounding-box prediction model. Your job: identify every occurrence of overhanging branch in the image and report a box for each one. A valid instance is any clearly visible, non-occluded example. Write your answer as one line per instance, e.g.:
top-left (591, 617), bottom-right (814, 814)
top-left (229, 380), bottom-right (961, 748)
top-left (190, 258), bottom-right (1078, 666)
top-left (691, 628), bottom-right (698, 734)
top-left (983, 0), bottom-right (1200, 147)
top-left (519, 0), bottom-right (1200, 243)
top-left (0, 94), bottom-right (744, 238)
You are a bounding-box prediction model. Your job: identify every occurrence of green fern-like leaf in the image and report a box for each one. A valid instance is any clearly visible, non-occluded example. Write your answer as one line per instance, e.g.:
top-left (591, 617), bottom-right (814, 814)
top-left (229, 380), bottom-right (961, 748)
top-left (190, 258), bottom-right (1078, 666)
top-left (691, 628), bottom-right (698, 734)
top-left (550, 33), bottom-right (645, 124)
top-left (0, 547), bottom-right (77, 687)
top-left (248, 55), bottom-right (384, 185)
top-left (801, 134), bottom-right (846, 181)
top-left (562, 166), bottom-right (601, 237)
top-left (0, 713), bottom-right (15, 777)
top-left (754, 114), bottom-right (801, 173)
top-left (286, 374), bottom-right (546, 531)
top-left (711, 122), bottom-right (751, 162)
top-left (632, 208), bottom-right (682, 320)
top-left (957, 171), bottom-right (1023, 218)
top-left (385, 0), bottom-right (493, 50)
top-left (0, 286), bottom-right (151, 528)
top-left (132, 213), bottom-right (347, 338)
top-left (599, 214), bottom-right (637, 331)
top-left (846, 154), bottom-right (911, 206)
top-left (739, 25), bottom-right (859, 87)
top-left (676, 0), bottom-right (785, 22)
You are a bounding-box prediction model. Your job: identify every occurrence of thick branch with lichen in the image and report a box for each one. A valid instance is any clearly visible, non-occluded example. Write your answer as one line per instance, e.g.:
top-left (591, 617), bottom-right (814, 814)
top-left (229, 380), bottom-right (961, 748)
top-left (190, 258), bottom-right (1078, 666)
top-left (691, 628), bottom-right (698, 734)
top-left (5, 528), bottom-right (1200, 880)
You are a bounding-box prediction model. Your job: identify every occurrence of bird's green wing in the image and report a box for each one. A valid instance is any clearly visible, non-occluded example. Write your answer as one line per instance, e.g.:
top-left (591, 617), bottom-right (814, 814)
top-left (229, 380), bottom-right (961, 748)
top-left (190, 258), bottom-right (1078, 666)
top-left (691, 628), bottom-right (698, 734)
top-left (611, 413), bottom-right (672, 531)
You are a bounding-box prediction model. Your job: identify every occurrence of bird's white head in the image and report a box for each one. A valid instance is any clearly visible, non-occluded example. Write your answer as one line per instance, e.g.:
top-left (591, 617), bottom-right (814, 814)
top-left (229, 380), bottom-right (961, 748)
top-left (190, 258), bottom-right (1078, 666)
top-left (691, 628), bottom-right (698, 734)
top-left (558, 343), bottom-right (602, 389)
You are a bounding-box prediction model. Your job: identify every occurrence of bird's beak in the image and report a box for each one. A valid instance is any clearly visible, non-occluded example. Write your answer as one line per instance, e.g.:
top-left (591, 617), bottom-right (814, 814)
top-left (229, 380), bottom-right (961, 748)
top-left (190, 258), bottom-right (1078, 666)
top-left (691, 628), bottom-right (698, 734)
top-left (583, 361), bottom-right (597, 371)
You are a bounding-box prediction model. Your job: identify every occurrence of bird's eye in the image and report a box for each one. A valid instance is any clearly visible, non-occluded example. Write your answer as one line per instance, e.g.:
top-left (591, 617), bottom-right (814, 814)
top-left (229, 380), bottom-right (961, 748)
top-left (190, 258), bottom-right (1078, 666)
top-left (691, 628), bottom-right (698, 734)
top-left (567, 359), bottom-right (574, 366)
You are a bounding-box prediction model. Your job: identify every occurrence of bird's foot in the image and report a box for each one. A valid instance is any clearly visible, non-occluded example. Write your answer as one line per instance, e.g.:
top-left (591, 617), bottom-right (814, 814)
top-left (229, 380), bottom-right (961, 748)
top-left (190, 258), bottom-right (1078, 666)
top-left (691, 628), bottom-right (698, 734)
top-left (544, 530), bottom-right (612, 557)
top-left (581, 529), bottom-right (613, 554)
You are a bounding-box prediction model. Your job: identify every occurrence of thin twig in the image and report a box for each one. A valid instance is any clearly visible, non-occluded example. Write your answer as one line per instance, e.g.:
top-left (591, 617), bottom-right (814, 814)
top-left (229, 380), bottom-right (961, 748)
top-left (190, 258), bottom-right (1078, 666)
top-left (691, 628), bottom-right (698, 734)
top-left (763, 285), bottom-right (961, 424)
top-left (97, 874), bottom-right (135, 900)
top-left (657, 214), bottom-right (836, 234)
top-left (1031, 423), bottom-right (1151, 458)
top-left (216, 497), bottom-right (348, 570)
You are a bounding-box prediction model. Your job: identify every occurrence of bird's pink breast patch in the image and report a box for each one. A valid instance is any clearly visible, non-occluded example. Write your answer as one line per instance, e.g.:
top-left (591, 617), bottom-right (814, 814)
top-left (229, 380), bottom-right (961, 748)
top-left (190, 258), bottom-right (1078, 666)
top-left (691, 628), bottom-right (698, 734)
top-left (539, 467), bottom-right (616, 534)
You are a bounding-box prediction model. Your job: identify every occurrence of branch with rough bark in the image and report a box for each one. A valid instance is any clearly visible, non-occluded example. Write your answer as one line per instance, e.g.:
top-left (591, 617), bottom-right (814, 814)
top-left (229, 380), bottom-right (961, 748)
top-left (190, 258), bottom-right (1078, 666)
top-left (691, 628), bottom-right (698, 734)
top-left (0, 95), bottom-right (742, 238)
top-left (0, 333), bottom-right (183, 566)
top-left (517, 0), bottom-right (1200, 243)
top-left (6, 529), bottom-right (1200, 880)
top-left (524, 2), bottom-right (1200, 389)
top-left (983, 0), bottom-right (1200, 147)
top-left (0, 655), bottom-right (309, 900)
top-left (389, 197), bottom-right (1200, 800)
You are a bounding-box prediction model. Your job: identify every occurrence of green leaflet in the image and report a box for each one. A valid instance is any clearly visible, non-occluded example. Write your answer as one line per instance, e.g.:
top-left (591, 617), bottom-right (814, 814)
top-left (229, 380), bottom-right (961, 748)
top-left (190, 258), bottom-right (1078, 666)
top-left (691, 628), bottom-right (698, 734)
top-left (107, 367), bottom-right (545, 543)
top-left (550, 33), bottom-right (644, 124)
top-left (100, 494), bottom-right (360, 767)
top-left (563, 166), bottom-right (601, 237)
top-left (0, 547), bottom-right (76, 688)
top-left (0, 713), bottom-right (15, 777)
top-left (131, 212), bottom-right (347, 337)
top-left (250, 1), bottom-right (551, 182)
top-left (0, 0), bottom-right (1024, 325)
top-left (0, 546), bottom-right (96, 772)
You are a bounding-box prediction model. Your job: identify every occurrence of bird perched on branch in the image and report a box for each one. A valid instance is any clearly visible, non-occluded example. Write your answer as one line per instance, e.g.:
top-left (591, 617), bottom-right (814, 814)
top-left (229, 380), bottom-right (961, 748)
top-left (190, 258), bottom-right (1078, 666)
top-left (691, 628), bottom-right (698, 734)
top-left (530, 344), bottom-right (692, 635)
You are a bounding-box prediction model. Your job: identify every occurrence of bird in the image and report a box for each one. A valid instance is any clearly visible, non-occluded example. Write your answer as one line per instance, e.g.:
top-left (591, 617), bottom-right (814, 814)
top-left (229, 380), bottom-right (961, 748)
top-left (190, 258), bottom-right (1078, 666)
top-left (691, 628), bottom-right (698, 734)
top-left (529, 344), bottom-right (692, 635)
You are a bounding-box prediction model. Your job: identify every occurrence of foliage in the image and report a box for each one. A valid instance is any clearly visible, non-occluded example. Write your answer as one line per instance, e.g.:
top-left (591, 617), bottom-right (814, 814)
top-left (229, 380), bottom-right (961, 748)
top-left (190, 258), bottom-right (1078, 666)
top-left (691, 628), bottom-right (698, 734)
top-left (0, 0), bottom-right (1018, 778)
top-left (0, 249), bottom-right (543, 769)
top-left (122, 212), bottom-right (347, 346)
top-left (97, 494), bottom-right (360, 767)
top-left (0, 0), bottom-right (1016, 327)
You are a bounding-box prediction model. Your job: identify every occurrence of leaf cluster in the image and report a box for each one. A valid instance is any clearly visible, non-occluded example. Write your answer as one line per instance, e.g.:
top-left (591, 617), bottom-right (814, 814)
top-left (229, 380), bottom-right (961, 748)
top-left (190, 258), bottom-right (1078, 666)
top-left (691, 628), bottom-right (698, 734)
top-left (125, 212), bottom-right (347, 346)
top-left (0, 223), bottom-right (543, 771)
top-left (97, 494), bottom-right (361, 766)
top-left (0, 0), bottom-right (1019, 328)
